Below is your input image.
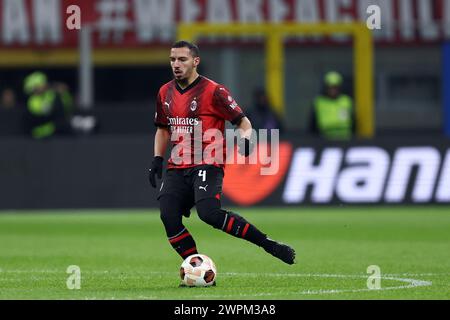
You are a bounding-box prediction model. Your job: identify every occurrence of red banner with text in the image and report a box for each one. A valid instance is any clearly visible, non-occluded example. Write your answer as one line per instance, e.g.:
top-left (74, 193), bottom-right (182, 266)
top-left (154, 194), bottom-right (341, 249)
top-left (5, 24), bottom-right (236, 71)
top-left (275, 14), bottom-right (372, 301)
top-left (0, 0), bottom-right (449, 48)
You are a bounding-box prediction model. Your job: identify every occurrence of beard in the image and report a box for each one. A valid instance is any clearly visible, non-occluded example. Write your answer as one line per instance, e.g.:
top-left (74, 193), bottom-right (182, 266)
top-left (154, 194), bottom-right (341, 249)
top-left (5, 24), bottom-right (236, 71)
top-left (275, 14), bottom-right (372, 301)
top-left (173, 67), bottom-right (194, 85)
top-left (173, 70), bottom-right (184, 79)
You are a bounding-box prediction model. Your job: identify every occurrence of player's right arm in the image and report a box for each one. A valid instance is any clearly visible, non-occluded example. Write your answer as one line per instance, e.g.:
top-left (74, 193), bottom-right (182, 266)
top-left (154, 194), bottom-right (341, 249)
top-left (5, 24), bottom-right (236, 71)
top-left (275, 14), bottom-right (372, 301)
top-left (154, 127), bottom-right (170, 157)
top-left (149, 90), bottom-right (170, 188)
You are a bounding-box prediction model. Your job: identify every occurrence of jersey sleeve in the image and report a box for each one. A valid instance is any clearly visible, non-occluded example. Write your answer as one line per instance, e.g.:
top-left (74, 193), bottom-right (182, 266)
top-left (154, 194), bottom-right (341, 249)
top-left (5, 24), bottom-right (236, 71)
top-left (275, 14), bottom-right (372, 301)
top-left (212, 85), bottom-right (245, 125)
top-left (154, 90), bottom-right (169, 128)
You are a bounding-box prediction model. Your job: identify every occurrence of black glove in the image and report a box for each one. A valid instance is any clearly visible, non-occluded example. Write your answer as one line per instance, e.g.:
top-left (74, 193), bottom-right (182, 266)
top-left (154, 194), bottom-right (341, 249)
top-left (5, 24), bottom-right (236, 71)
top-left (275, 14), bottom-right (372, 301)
top-left (148, 156), bottom-right (163, 188)
top-left (238, 137), bottom-right (254, 157)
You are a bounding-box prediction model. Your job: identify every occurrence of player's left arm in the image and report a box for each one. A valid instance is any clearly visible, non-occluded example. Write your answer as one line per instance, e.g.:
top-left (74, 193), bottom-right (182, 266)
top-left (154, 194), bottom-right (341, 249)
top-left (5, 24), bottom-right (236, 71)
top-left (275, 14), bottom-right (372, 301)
top-left (213, 85), bottom-right (254, 156)
top-left (236, 116), bottom-right (252, 139)
top-left (235, 116), bottom-right (254, 157)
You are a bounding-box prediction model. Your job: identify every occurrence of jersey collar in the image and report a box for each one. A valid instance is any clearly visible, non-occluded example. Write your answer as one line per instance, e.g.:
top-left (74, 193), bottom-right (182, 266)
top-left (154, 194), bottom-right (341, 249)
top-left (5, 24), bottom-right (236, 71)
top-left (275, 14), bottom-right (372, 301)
top-left (175, 75), bottom-right (203, 94)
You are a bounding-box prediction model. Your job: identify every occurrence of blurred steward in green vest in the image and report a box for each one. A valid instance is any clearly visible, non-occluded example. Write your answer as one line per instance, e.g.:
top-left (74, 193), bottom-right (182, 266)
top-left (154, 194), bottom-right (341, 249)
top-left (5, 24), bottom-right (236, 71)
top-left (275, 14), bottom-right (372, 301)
top-left (310, 71), bottom-right (355, 140)
top-left (23, 71), bottom-right (74, 139)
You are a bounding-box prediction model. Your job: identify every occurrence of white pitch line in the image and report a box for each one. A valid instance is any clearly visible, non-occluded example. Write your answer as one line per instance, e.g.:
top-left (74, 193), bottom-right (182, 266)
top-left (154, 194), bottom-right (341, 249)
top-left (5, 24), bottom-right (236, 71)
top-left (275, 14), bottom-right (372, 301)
top-left (0, 270), bottom-right (447, 277)
top-left (191, 273), bottom-right (433, 298)
top-left (384, 273), bottom-right (450, 277)
top-left (0, 269), bottom-right (435, 298)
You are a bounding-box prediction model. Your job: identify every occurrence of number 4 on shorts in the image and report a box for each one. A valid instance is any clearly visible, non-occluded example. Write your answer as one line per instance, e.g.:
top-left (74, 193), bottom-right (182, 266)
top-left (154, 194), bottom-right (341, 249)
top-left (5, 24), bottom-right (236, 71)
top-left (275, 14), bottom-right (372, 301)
top-left (198, 170), bottom-right (206, 182)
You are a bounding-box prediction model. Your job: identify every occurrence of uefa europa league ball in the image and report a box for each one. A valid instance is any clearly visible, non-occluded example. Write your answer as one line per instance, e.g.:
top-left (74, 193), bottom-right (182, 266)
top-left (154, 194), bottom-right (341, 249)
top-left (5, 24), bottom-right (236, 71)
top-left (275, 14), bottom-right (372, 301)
top-left (180, 254), bottom-right (217, 287)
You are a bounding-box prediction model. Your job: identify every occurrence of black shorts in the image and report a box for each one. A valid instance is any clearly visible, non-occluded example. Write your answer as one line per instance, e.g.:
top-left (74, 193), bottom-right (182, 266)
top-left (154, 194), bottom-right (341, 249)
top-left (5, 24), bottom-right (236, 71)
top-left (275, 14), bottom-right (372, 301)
top-left (157, 165), bottom-right (224, 216)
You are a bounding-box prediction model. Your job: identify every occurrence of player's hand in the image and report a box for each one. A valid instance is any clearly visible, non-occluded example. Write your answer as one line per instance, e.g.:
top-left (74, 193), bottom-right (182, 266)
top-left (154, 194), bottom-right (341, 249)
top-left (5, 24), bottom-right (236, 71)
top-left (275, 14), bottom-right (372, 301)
top-left (238, 138), bottom-right (254, 157)
top-left (148, 156), bottom-right (163, 188)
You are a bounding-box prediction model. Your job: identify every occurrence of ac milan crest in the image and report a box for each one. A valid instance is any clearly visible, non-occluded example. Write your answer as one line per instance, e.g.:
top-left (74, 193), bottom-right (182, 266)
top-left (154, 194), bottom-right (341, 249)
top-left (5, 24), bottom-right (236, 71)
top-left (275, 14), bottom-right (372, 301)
top-left (190, 99), bottom-right (197, 111)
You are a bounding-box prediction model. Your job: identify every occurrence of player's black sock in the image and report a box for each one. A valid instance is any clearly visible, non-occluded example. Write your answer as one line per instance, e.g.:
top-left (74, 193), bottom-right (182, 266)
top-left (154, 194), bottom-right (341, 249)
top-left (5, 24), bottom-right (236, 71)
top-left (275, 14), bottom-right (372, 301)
top-left (168, 227), bottom-right (198, 259)
top-left (196, 198), bottom-right (267, 247)
top-left (222, 211), bottom-right (268, 246)
top-left (196, 198), bottom-right (296, 264)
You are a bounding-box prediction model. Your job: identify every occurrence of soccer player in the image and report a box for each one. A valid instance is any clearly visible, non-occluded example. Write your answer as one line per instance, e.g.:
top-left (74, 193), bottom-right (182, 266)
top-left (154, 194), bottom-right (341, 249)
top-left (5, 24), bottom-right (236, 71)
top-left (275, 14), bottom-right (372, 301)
top-left (148, 41), bottom-right (296, 267)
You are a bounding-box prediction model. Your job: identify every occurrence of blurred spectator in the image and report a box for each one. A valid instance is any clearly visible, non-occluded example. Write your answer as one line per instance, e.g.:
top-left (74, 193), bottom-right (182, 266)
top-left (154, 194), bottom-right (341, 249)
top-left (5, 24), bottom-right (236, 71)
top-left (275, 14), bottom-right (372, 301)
top-left (248, 88), bottom-right (284, 133)
top-left (23, 71), bottom-right (73, 139)
top-left (1, 88), bottom-right (17, 110)
top-left (309, 71), bottom-right (355, 140)
top-left (23, 72), bottom-right (97, 139)
top-left (54, 82), bottom-right (74, 115)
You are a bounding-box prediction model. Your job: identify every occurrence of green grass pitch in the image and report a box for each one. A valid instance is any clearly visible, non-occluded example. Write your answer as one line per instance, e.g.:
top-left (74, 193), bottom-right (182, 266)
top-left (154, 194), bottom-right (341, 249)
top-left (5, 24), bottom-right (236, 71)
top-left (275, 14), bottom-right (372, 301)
top-left (0, 207), bottom-right (449, 300)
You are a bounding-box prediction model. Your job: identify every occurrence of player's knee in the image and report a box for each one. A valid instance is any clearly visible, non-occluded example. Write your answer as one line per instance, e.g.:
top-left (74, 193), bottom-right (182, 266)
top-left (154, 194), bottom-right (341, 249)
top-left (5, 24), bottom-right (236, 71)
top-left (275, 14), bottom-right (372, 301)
top-left (196, 206), bottom-right (219, 226)
top-left (159, 196), bottom-right (183, 232)
top-left (196, 198), bottom-right (224, 228)
top-left (159, 209), bottom-right (184, 237)
top-left (159, 210), bottom-right (171, 225)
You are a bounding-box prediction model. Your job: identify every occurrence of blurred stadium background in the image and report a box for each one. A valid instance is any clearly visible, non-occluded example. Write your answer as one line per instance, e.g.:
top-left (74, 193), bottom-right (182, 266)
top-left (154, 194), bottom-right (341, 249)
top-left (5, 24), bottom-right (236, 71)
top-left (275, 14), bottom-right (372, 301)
top-left (0, 0), bottom-right (450, 300)
top-left (1, 0), bottom-right (449, 209)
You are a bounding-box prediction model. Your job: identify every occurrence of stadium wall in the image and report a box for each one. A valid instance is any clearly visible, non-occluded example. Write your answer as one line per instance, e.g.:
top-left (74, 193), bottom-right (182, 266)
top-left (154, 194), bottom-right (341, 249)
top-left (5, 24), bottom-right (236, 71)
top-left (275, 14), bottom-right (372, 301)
top-left (1, 135), bottom-right (449, 210)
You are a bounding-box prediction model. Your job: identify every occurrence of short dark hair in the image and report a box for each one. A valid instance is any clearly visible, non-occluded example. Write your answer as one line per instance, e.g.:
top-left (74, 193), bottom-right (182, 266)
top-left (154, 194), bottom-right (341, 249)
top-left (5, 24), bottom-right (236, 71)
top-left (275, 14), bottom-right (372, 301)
top-left (171, 40), bottom-right (200, 58)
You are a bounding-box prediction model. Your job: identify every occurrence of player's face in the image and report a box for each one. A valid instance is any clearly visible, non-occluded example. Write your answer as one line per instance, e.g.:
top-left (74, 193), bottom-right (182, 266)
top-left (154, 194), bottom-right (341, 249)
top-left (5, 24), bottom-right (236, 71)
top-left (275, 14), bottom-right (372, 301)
top-left (170, 47), bottom-right (200, 81)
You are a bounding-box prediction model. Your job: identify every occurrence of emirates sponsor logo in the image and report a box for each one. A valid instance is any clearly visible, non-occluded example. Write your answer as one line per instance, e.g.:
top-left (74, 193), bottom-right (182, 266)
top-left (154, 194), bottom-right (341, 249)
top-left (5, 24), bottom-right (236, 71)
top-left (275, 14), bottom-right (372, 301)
top-left (168, 117), bottom-right (199, 126)
top-left (168, 117), bottom-right (200, 134)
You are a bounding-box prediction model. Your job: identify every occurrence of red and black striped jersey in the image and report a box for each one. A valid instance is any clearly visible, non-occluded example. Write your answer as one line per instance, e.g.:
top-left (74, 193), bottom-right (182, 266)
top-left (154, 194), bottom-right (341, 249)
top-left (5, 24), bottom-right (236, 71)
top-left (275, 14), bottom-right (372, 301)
top-left (154, 76), bottom-right (245, 169)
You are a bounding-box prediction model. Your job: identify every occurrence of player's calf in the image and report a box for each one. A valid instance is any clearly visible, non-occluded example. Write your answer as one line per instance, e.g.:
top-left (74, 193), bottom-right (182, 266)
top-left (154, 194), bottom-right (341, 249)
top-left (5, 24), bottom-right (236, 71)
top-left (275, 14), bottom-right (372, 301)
top-left (160, 195), bottom-right (198, 259)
